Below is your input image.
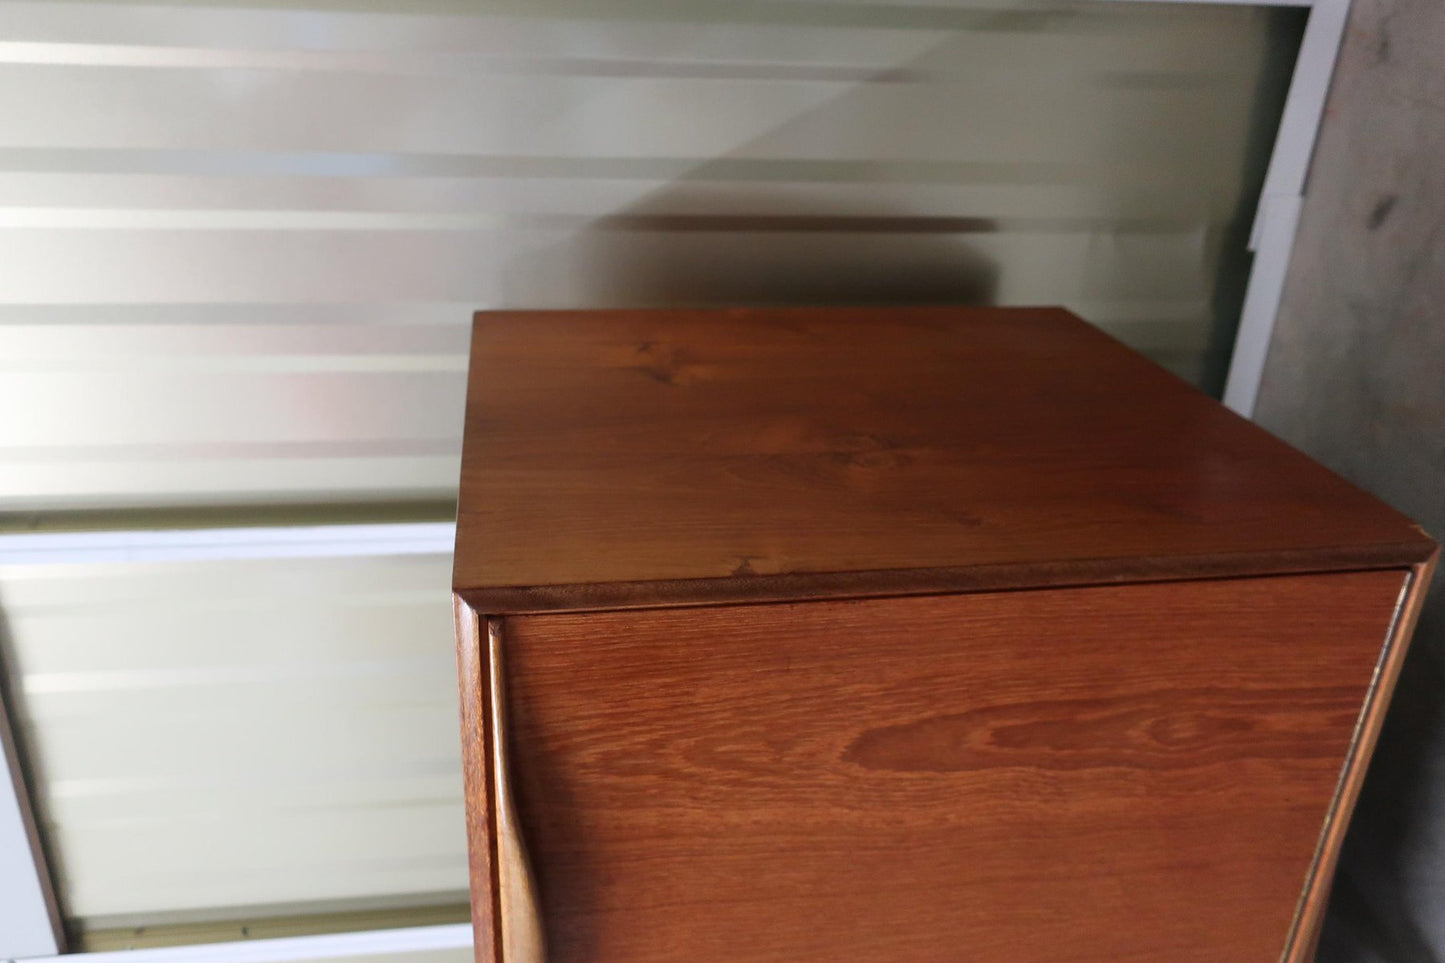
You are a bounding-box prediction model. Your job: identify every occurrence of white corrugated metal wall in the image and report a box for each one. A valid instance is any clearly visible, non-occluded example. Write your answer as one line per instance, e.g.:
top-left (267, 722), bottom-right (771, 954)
top-left (0, 0), bottom-right (1299, 943)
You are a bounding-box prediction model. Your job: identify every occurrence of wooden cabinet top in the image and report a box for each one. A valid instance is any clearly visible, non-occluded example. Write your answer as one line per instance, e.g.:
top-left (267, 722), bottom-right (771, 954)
top-left (454, 306), bottom-right (1432, 612)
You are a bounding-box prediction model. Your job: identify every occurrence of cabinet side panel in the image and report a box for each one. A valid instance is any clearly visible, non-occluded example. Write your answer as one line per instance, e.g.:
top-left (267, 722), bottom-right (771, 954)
top-left (504, 572), bottom-right (1406, 963)
top-left (1288, 549), bottom-right (1439, 962)
top-left (453, 597), bottom-right (498, 963)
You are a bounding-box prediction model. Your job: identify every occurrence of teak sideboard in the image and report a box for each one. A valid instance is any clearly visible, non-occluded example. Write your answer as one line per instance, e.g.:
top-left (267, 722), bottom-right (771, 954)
top-left (452, 306), bottom-right (1436, 963)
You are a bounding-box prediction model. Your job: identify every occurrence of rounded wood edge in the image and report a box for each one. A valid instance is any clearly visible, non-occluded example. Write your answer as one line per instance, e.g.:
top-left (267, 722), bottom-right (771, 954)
top-left (454, 542), bottom-right (1437, 615)
top-left (454, 597), bottom-right (501, 963)
top-left (487, 619), bottom-right (546, 963)
top-left (1278, 545), bottom-right (1440, 963)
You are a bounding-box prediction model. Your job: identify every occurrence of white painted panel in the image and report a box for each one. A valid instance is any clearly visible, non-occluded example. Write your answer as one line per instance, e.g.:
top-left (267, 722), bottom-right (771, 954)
top-left (0, 550), bottom-right (467, 920)
top-left (0, 694), bottom-right (63, 958)
top-left (1224, 192), bottom-right (1304, 414)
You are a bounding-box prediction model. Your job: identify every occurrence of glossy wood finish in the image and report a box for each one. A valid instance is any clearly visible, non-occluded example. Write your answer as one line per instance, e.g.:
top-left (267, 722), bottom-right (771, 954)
top-left (453, 306), bottom-right (1438, 963)
top-left (454, 600), bottom-right (499, 963)
top-left (483, 572), bottom-right (1404, 963)
top-left (486, 619), bottom-right (545, 963)
top-left (454, 307), bottom-right (1431, 613)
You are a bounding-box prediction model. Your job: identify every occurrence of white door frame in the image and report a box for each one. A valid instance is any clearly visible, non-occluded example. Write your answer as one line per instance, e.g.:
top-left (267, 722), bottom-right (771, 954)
top-left (9, 925), bottom-right (475, 963)
top-left (1222, 0), bottom-right (1351, 415)
top-left (1, 681), bottom-right (64, 959)
top-left (0, 0), bottom-right (1349, 957)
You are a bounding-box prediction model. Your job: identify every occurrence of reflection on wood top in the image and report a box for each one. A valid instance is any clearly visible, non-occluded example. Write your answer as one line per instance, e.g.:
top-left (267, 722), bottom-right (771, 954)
top-left (453, 306), bottom-right (1432, 611)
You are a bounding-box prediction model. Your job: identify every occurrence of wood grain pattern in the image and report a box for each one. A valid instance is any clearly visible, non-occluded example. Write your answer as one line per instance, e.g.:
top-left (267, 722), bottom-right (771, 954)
top-left (486, 619), bottom-right (545, 963)
top-left (493, 571), bottom-right (1406, 963)
top-left (453, 307), bottom-right (1432, 611)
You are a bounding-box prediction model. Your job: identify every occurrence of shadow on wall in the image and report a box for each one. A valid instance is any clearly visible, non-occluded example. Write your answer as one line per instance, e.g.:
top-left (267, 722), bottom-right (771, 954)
top-left (1202, 8), bottom-right (1308, 398)
top-left (495, 5), bottom-right (1302, 394)
top-left (1317, 586), bottom-right (1445, 963)
top-left (506, 187), bottom-right (999, 311)
top-left (501, 24), bottom-right (1004, 311)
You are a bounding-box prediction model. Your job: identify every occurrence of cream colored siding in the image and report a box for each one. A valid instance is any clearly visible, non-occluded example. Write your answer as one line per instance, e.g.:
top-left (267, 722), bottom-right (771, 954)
top-left (0, 551), bottom-right (465, 921)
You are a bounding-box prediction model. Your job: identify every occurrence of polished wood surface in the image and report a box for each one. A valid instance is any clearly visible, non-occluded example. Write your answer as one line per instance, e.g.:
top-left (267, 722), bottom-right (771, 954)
top-left (478, 571), bottom-right (1405, 963)
top-left (454, 307), bottom-right (1431, 611)
top-left (454, 600), bottom-right (499, 963)
top-left (486, 619), bottom-right (545, 963)
top-left (452, 306), bottom-right (1438, 962)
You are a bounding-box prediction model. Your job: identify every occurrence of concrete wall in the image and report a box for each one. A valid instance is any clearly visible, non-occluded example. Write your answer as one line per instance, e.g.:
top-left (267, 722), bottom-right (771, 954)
top-left (1253, 0), bottom-right (1445, 959)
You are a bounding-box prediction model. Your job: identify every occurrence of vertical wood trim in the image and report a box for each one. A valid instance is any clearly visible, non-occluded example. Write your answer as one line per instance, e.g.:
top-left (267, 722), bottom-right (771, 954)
top-left (454, 597), bottom-right (499, 963)
top-left (1280, 547), bottom-right (1440, 962)
top-left (487, 619), bottom-right (546, 963)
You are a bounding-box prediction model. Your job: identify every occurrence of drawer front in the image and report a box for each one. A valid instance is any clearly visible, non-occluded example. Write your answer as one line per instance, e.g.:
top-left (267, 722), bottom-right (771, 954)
top-left (466, 570), bottom-right (1407, 963)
